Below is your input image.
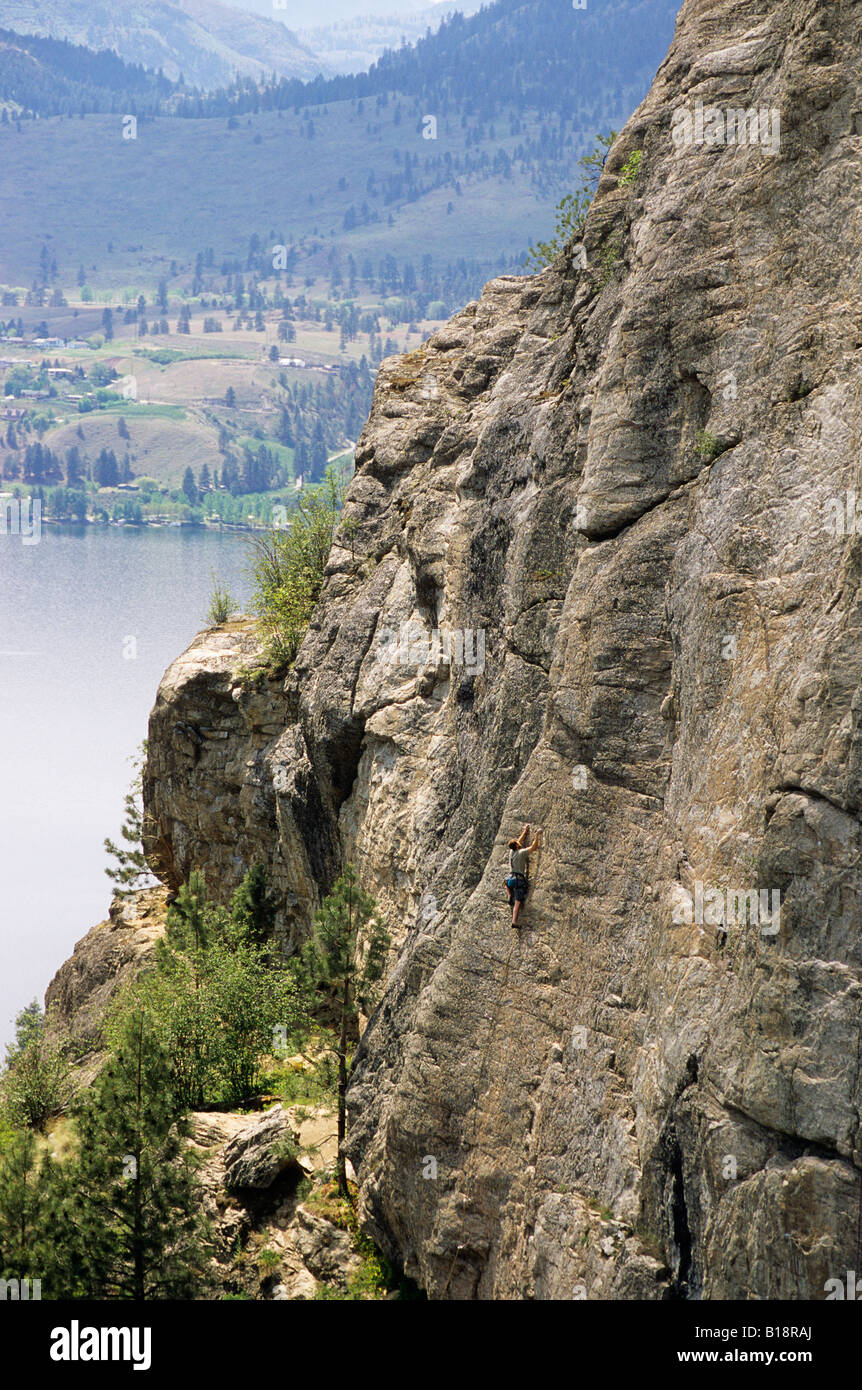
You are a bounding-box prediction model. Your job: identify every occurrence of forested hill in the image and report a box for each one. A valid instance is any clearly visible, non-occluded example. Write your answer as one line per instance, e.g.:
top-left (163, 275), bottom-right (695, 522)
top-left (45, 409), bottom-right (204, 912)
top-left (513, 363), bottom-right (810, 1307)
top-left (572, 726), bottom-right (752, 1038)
top-left (177, 0), bottom-right (682, 120)
top-left (0, 0), bottom-right (325, 91)
top-left (361, 0), bottom-right (679, 111)
top-left (0, 0), bottom-right (682, 125)
top-left (0, 28), bottom-right (176, 116)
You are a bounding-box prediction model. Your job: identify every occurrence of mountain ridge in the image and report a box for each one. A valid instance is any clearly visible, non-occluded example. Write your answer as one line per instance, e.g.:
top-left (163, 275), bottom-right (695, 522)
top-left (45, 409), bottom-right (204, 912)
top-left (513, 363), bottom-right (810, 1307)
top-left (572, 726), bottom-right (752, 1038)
top-left (0, 0), bottom-right (326, 88)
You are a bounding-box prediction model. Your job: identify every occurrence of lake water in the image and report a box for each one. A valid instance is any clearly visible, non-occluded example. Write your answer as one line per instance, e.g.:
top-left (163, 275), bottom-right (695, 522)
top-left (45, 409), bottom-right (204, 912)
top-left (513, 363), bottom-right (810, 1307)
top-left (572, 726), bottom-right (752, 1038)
top-left (0, 524), bottom-right (254, 1050)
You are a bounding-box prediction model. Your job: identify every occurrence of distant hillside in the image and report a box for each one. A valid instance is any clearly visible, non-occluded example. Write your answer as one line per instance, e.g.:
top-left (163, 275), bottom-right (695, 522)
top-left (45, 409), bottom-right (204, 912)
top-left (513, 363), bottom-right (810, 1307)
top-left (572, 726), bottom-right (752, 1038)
top-left (0, 0), bottom-right (327, 88)
top-left (362, 0), bottom-right (669, 111)
top-left (0, 28), bottom-right (176, 115)
top-left (179, 0), bottom-right (678, 117)
top-left (294, 3), bottom-right (484, 77)
top-left (0, 0), bottom-right (681, 308)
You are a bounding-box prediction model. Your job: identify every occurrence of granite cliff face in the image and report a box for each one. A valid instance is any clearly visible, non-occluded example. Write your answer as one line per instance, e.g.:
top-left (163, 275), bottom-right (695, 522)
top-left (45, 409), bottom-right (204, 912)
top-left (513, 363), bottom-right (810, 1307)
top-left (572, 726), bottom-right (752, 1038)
top-left (142, 0), bottom-right (862, 1298)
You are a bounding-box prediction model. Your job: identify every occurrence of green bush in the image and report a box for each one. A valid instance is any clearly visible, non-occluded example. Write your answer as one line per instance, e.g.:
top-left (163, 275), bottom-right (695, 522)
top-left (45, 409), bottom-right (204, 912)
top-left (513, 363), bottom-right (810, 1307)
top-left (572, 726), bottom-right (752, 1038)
top-left (525, 131), bottom-right (617, 269)
top-left (108, 868), bottom-right (306, 1109)
top-left (618, 150), bottom-right (642, 187)
top-left (0, 1001), bottom-right (70, 1132)
top-left (694, 429), bottom-right (725, 463)
top-left (249, 468), bottom-right (341, 669)
top-left (597, 234), bottom-right (623, 288)
top-left (206, 572), bottom-right (236, 625)
top-left (257, 1246), bottom-right (282, 1277)
top-left (312, 1200), bottom-right (399, 1300)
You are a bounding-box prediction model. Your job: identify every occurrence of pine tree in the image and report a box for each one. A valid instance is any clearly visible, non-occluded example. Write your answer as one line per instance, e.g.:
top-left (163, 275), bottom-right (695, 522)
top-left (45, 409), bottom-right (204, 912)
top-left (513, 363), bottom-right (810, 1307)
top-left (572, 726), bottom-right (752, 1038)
top-left (229, 863), bottom-right (275, 947)
top-left (104, 749), bottom-right (157, 899)
top-left (302, 866), bottom-right (389, 1196)
top-left (182, 466), bottom-right (198, 506)
top-left (59, 1010), bottom-right (210, 1299)
top-left (118, 867), bottom-right (302, 1109)
top-left (165, 870), bottom-right (210, 955)
top-left (0, 1129), bottom-right (56, 1288)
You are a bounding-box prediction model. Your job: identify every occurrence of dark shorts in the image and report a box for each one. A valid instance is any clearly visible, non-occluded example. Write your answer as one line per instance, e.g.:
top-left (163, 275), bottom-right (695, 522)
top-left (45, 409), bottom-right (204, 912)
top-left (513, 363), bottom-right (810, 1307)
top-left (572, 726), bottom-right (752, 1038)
top-left (506, 874), bottom-right (528, 904)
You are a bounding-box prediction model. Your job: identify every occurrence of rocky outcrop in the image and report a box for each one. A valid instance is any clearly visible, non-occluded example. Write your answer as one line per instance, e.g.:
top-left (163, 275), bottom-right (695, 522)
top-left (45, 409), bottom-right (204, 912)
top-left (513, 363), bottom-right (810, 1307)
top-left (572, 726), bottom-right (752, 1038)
top-left (143, 619), bottom-right (318, 954)
top-left (191, 1104), bottom-right (360, 1299)
top-left (143, 0), bottom-right (862, 1298)
top-left (44, 887), bottom-right (169, 1058)
top-left (222, 1105), bottom-right (303, 1192)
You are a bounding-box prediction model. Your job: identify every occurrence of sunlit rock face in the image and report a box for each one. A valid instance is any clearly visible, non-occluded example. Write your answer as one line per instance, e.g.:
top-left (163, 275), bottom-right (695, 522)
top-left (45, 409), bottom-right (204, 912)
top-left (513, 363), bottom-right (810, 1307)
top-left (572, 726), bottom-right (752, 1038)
top-left (144, 0), bottom-right (862, 1298)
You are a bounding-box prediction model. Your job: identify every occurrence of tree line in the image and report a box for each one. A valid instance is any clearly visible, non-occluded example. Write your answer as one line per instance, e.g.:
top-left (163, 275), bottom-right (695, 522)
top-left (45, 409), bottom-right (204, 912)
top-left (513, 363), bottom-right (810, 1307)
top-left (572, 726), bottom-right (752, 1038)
top-left (0, 847), bottom-right (390, 1298)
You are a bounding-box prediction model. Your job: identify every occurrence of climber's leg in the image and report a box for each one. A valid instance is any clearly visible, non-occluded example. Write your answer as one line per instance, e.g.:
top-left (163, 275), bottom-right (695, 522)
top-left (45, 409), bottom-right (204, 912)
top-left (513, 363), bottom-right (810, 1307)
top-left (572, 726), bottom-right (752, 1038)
top-left (510, 876), bottom-right (527, 926)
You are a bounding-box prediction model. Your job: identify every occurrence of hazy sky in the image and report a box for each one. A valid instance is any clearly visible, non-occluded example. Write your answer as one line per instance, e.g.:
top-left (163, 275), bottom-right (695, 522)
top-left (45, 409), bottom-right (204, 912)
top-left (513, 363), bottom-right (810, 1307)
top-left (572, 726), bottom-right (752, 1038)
top-left (225, 0), bottom-right (469, 29)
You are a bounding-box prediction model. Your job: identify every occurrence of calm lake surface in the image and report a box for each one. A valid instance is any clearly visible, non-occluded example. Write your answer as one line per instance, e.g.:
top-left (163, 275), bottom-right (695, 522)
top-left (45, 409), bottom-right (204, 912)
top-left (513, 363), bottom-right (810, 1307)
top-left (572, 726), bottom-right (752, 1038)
top-left (0, 524), bottom-right (254, 1050)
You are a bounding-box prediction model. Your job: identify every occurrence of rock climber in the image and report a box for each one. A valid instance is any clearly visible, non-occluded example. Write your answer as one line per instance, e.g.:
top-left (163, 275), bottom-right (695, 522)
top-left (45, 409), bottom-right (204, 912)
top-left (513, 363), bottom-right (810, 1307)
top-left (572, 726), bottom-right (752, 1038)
top-left (505, 823), bottom-right (542, 927)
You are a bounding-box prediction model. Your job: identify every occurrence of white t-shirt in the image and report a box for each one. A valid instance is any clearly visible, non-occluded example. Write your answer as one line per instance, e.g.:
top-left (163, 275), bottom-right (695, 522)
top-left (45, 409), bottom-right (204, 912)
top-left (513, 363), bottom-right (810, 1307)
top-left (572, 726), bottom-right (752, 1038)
top-left (509, 848), bottom-right (529, 876)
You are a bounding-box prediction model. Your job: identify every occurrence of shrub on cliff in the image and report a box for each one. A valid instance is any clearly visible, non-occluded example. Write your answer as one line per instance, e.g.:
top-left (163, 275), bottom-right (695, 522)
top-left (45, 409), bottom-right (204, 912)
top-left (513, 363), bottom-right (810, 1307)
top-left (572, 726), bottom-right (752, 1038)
top-left (249, 467), bottom-right (341, 669)
top-left (206, 572), bottom-right (237, 626)
top-left (109, 867), bottom-right (306, 1109)
top-left (525, 131), bottom-right (617, 269)
top-left (0, 1000), bottom-right (70, 1133)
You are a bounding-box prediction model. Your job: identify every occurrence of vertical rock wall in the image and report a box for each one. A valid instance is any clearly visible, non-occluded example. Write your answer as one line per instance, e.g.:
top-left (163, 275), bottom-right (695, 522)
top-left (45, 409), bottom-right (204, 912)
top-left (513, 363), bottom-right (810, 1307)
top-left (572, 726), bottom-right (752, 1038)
top-left (145, 0), bottom-right (862, 1297)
